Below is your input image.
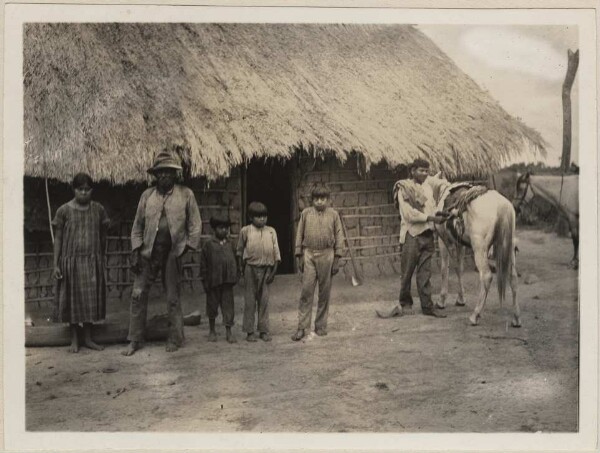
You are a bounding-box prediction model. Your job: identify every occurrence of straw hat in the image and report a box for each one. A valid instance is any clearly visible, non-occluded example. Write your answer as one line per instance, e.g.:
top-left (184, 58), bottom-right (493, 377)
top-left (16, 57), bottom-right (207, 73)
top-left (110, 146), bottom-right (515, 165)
top-left (147, 151), bottom-right (183, 174)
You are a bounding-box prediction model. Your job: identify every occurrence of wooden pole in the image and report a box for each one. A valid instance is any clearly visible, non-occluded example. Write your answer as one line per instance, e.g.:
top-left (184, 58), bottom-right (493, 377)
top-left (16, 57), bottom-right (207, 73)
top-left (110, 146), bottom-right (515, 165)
top-left (340, 214), bottom-right (363, 286)
top-left (561, 49), bottom-right (579, 173)
top-left (289, 155), bottom-right (299, 273)
top-left (45, 178), bottom-right (55, 244)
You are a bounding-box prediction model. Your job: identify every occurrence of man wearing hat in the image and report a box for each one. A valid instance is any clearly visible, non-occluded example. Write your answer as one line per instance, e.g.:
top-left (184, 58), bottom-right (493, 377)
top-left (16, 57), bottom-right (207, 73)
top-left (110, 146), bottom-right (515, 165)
top-left (122, 149), bottom-right (202, 356)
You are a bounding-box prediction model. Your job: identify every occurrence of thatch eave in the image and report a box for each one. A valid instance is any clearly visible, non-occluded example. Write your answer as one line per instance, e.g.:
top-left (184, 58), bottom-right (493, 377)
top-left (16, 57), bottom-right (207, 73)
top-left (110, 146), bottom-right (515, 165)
top-left (24, 23), bottom-right (546, 184)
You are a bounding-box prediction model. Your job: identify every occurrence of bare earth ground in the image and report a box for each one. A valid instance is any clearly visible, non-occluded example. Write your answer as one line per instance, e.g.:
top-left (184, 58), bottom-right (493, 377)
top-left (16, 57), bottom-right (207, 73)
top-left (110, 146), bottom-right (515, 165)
top-left (25, 228), bottom-right (579, 432)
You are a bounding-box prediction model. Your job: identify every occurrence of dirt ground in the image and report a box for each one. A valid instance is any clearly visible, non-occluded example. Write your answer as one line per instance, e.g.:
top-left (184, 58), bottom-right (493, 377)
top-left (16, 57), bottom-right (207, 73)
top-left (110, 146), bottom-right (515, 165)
top-left (25, 228), bottom-right (579, 432)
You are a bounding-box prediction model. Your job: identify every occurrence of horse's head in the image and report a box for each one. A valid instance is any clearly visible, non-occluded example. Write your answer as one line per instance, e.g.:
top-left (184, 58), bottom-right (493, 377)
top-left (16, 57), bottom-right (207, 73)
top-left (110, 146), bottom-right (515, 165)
top-left (513, 171), bottom-right (532, 214)
top-left (425, 171), bottom-right (450, 204)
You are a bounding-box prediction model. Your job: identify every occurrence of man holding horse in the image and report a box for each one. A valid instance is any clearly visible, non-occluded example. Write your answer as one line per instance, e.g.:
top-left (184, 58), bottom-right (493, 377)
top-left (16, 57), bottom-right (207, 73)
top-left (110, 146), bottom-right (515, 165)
top-left (378, 158), bottom-right (448, 319)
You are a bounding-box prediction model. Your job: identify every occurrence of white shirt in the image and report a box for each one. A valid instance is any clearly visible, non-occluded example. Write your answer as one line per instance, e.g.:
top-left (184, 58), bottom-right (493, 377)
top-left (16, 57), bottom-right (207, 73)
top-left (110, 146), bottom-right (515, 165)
top-left (236, 224), bottom-right (281, 266)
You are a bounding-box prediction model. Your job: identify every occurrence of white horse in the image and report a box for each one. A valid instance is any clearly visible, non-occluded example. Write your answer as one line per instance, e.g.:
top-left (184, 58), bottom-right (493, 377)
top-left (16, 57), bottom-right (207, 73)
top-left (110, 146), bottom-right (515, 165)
top-left (426, 174), bottom-right (521, 327)
top-left (515, 172), bottom-right (579, 269)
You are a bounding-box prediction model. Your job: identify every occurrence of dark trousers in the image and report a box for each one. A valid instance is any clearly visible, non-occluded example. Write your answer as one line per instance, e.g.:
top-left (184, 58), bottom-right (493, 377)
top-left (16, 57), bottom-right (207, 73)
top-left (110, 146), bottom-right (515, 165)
top-left (206, 284), bottom-right (235, 327)
top-left (243, 265), bottom-right (271, 334)
top-left (297, 249), bottom-right (334, 331)
top-left (399, 230), bottom-right (434, 311)
top-left (128, 244), bottom-right (184, 346)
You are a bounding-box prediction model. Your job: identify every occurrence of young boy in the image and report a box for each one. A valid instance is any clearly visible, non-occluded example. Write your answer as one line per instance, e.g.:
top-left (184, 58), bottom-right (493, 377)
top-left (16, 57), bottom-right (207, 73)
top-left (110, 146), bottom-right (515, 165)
top-left (200, 214), bottom-right (238, 343)
top-left (291, 183), bottom-right (345, 341)
top-left (236, 202), bottom-right (281, 342)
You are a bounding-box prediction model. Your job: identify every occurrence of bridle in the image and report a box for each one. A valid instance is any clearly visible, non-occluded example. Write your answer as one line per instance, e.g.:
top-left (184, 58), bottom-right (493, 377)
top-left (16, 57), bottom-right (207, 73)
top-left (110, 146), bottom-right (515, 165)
top-left (514, 172), bottom-right (531, 213)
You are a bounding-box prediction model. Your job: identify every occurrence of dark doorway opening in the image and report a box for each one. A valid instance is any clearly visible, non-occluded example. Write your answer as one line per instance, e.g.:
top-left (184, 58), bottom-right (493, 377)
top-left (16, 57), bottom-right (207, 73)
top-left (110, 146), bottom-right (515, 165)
top-left (244, 159), bottom-right (294, 274)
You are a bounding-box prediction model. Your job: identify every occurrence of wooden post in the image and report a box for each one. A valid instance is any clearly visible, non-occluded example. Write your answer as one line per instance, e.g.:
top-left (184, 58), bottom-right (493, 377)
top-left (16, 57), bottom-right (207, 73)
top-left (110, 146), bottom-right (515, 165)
top-left (561, 49), bottom-right (579, 173)
top-left (45, 178), bottom-right (55, 244)
top-left (240, 165), bottom-right (247, 229)
top-left (290, 155), bottom-right (300, 274)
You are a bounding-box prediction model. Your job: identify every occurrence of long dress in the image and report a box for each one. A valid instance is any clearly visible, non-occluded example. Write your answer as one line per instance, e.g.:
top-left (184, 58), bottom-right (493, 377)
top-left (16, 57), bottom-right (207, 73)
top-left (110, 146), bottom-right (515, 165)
top-left (52, 200), bottom-right (109, 323)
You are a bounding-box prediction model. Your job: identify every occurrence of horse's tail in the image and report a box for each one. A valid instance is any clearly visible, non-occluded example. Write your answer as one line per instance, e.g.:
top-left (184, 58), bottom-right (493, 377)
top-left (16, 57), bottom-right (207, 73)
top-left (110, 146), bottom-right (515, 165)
top-left (494, 202), bottom-right (515, 306)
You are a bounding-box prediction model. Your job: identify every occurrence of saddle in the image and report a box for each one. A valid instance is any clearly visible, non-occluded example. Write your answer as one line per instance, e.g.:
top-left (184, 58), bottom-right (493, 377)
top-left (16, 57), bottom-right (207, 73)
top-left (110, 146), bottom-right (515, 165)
top-left (442, 184), bottom-right (489, 248)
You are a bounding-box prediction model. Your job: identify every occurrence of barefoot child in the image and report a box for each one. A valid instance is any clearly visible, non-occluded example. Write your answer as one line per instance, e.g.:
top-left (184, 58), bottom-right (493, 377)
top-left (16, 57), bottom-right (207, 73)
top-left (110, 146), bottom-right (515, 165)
top-left (291, 183), bottom-right (345, 341)
top-left (237, 202), bottom-right (281, 342)
top-left (200, 214), bottom-right (238, 343)
top-left (52, 173), bottom-right (110, 352)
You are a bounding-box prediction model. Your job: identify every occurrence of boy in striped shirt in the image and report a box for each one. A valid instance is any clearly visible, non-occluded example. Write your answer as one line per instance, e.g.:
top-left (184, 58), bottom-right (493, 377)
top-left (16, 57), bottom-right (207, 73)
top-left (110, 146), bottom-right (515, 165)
top-left (291, 183), bottom-right (345, 341)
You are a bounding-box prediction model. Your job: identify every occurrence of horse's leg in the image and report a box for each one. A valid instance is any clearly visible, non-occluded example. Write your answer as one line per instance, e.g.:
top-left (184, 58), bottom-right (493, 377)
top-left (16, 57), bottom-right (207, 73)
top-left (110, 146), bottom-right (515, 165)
top-left (437, 237), bottom-right (450, 309)
top-left (455, 244), bottom-right (466, 306)
top-left (469, 242), bottom-right (493, 326)
top-left (570, 220), bottom-right (579, 269)
top-left (509, 246), bottom-right (521, 327)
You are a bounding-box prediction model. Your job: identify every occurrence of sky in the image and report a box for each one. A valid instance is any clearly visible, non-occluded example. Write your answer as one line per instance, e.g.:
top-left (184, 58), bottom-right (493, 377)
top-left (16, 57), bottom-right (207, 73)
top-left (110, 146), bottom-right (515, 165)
top-left (417, 25), bottom-right (579, 167)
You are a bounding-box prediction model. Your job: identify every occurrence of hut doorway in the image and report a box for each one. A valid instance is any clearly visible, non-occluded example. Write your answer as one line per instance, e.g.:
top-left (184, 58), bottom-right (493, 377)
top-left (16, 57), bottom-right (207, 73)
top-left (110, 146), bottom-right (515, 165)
top-left (244, 159), bottom-right (294, 274)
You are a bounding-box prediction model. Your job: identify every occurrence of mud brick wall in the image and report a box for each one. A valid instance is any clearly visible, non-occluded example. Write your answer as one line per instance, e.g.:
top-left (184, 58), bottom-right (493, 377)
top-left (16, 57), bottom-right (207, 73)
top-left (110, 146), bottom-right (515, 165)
top-left (182, 169), bottom-right (243, 290)
top-left (101, 173), bottom-right (244, 299)
top-left (296, 155), bottom-right (404, 279)
top-left (25, 173), bottom-right (244, 308)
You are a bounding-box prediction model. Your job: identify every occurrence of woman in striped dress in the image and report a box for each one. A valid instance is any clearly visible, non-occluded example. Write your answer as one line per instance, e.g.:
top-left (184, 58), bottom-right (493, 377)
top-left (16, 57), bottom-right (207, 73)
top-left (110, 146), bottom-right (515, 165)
top-left (52, 173), bottom-right (109, 352)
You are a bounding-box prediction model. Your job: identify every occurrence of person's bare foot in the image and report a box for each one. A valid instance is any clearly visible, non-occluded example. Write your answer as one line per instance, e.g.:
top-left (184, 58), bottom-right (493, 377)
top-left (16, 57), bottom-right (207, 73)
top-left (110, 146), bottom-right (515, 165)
top-left (82, 324), bottom-right (104, 350)
top-left (69, 325), bottom-right (79, 353)
top-left (121, 341), bottom-right (140, 356)
top-left (259, 332), bottom-right (272, 342)
top-left (165, 342), bottom-right (179, 352)
top-left (246, 332), bottom-right (258, 342)
top-left (83, 339), bottom-right (104, 351)
top-left (69, 340), bottom-right (80, 353)
top-left (208, 331), bottom-right (218, 342)
top-left (226, 329), bottom-right (237, 344)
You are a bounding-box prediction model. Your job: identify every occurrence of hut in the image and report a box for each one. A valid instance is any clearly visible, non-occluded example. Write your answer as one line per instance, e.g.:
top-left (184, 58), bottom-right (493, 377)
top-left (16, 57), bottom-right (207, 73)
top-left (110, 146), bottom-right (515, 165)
top-left (23, 23), bottom-right (545, 305)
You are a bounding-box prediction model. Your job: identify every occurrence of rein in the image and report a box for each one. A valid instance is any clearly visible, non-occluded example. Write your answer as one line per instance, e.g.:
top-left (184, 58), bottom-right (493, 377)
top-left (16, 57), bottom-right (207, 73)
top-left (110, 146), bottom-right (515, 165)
top-left (515, 173), bottom-right (531, 211)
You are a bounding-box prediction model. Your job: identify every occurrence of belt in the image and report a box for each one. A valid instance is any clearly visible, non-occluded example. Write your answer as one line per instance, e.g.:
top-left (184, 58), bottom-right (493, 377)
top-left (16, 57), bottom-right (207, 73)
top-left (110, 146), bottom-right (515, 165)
top-left (246, 263), bottom-right (273, 268)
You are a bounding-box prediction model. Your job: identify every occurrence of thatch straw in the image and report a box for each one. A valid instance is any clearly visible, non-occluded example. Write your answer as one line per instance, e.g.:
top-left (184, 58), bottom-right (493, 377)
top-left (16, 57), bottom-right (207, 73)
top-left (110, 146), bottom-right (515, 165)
top-left (24, 23), bottom-right (546, 183)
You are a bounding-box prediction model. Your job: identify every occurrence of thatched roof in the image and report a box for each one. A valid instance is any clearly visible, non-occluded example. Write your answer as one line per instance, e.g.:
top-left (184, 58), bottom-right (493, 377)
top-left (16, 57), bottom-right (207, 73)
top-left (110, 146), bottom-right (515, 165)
top-left (24, 23), bottom-right (546, 183)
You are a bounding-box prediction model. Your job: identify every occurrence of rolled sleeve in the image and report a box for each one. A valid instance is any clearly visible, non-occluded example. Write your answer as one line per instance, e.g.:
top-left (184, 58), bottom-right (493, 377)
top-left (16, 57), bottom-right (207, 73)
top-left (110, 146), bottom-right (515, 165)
top-left (294, 210), bottom-right (306, 256)
top-left (333, 212), bottom-right (345, 257)
top-left (271, 228), bottom-right (282, 262)
top-left (51, 205), bottom-right (66, 230)
top-left (236, 228), bottom-right (247, 257)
